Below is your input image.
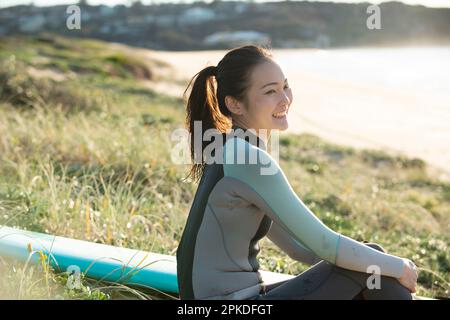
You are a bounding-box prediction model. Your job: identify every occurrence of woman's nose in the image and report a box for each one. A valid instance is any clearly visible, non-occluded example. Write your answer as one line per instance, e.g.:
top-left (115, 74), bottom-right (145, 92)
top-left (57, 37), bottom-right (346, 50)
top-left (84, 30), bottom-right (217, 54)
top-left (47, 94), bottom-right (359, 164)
top-left (280, 91), bottom-right (292, 105)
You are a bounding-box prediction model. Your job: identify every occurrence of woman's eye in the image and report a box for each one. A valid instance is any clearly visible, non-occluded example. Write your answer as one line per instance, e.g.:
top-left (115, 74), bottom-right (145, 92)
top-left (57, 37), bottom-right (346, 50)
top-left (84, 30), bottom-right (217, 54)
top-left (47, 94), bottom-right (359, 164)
top-left (266, 86), bottom-right (289, 94)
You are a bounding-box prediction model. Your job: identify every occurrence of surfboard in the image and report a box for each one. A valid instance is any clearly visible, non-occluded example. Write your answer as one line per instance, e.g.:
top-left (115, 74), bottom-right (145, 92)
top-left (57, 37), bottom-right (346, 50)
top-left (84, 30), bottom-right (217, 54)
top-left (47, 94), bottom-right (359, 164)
top-left (0, 226), bottom-right (432, 300)
top-left (0, 225), bottom-right (294, 296)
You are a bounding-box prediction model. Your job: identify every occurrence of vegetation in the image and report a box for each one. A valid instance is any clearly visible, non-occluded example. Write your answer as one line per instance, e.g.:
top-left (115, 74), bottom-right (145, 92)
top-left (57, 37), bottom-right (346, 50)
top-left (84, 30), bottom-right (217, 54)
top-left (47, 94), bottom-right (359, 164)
top-left (0, 36), bottom-right (448, 299)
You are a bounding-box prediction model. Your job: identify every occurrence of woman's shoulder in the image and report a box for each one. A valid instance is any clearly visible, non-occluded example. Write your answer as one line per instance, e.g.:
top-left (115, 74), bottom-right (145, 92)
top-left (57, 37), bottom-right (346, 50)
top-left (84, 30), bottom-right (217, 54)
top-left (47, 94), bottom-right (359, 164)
top-left (222, 135), bottom-right (283, 180)
top-left (223, 134), bottom-right (267, 162)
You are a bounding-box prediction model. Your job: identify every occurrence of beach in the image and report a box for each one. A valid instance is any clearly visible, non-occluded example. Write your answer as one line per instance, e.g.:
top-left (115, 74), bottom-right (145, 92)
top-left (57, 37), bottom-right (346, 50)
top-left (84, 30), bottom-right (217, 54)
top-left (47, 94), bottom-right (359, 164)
top-left (148, 47), bottom-right (450, 178)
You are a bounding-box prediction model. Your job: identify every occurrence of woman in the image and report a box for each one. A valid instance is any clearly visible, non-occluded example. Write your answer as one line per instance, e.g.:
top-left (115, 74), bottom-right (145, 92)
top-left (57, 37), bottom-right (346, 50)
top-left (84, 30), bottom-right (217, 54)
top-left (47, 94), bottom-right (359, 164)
top-left (176, 45), bottom-right (418, 300)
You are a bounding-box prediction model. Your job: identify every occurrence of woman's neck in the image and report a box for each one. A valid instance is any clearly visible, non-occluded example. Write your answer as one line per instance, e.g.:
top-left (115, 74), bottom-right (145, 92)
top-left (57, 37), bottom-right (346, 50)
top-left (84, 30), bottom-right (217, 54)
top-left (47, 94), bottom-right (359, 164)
top-left (231, 120), bottom-right (271, 146)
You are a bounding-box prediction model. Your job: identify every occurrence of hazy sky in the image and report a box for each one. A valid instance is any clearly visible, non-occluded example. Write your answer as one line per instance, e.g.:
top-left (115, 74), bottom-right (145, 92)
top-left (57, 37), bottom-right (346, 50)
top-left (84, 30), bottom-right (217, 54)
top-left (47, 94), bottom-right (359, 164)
top-left (1, 0), bottom-right (450, 8)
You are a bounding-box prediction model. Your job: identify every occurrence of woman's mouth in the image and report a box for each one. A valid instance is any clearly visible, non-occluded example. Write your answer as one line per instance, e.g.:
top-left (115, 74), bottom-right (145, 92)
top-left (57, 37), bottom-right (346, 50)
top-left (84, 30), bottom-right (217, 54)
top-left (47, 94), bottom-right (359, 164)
top-left (272, 110), bottom-right (288, 119)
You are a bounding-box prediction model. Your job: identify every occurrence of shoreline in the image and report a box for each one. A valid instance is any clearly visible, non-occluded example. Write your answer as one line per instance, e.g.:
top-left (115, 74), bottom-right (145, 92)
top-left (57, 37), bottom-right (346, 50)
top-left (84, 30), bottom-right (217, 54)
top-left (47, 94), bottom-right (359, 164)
top-left (146, 48), bottom-right (450, 181)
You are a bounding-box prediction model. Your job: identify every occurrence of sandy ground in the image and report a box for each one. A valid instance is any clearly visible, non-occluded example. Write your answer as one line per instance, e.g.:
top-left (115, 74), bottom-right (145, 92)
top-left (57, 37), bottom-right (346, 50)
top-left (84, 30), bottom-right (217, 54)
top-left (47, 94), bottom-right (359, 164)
top-left (146, 49), bottom-right (450, 180)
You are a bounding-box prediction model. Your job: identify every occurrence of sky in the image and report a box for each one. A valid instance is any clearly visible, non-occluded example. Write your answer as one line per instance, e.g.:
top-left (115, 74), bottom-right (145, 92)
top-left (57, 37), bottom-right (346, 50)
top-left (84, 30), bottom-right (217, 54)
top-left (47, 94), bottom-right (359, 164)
top-left (1, 0), bottom-right (450, 8)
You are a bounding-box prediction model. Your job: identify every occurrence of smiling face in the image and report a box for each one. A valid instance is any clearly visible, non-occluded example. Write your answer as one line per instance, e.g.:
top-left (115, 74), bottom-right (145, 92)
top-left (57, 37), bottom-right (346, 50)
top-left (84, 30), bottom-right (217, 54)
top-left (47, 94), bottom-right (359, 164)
top-left (225, 59), bottom-right (293, 135)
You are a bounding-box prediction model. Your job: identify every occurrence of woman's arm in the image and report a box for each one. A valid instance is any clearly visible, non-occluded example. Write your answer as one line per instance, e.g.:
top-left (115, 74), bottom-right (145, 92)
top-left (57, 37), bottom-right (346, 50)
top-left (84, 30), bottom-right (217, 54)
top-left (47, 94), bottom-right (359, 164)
top-left (223, 136), bottom-right (405, 279)
top-left (266, 220), bottom-right (321, 265)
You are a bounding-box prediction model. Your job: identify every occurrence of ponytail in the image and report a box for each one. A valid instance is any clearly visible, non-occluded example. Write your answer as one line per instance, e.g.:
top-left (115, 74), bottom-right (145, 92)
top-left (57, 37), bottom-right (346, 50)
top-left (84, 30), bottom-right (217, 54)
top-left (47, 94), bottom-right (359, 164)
top-left (183, 65), bottom-right (231, 182)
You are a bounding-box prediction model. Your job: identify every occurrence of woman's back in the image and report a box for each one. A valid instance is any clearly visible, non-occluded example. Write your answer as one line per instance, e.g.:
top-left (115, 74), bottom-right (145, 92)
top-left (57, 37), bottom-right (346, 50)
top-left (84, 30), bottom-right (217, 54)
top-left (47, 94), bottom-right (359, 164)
top-left (176, 128), bottom-right (272, 300)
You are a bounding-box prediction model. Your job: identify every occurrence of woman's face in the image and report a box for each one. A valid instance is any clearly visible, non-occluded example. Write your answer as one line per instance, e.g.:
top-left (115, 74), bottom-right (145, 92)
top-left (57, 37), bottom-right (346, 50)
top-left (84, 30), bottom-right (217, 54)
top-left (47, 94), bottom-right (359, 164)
top-left (230, 59), bottom-right (293, 133)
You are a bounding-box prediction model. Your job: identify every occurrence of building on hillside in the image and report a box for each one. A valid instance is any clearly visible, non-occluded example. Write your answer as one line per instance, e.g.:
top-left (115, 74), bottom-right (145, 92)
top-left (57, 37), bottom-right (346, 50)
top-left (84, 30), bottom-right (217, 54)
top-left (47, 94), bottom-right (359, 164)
top-left (178, 7), bottom-right (216, 26)
top-left (204, 30), bottom-right (271, 47)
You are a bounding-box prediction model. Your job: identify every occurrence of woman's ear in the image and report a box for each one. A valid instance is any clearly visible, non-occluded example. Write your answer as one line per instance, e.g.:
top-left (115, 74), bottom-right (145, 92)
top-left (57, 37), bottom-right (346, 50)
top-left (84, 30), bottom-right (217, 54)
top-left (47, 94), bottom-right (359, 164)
top-left (225, 95), bottom-right (244, 116)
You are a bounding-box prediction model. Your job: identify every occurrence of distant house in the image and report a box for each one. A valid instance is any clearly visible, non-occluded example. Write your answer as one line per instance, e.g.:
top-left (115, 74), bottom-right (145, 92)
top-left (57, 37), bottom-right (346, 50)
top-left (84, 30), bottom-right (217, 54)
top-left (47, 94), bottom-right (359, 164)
top-left (81, 11), bottom-right (92, 22)
top-left (0, 10), bottom-right (15, 20)
top-left (19, 15), bottom-right (45, 33)
top-left (45, 9), bottom-right (64, 28)
top-left (234, 3), bottom-right (250, 14)
top-left (99, 25), bottom-right (112, 34)
top-left (314, 34), bottom-right (331, 48)
top-left (204, 30), bottom-right (271, 47)
top-left (112, 22), bottom-right (129, 35)
top-left (144, 16), bottom-right (157, 23)
top-left (155, 15), bottom-right (177, 28)
top-left (126, 16), bottom-right (148, 26)
top-left (254, 3), bottom-right (274, 13)
top-left (99, 5), bottom-right (115, 17)
top-left (178, 7), bottom-right (216, 25)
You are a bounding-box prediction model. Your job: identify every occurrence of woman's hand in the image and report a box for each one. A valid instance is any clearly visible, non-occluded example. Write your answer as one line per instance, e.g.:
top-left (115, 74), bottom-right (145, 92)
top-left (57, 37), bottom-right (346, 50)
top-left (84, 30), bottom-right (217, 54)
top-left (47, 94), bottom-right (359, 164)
top-left (397, 258), bottom-right (419, 293)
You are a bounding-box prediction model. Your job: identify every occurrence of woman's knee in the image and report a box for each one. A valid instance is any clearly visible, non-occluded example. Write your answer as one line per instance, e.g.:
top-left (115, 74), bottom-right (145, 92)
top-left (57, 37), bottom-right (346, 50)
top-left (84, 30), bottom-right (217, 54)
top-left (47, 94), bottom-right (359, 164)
top-left (330, 243), bottom-right (387, 287)
top-left (362, 243), bottom-right (412, 299)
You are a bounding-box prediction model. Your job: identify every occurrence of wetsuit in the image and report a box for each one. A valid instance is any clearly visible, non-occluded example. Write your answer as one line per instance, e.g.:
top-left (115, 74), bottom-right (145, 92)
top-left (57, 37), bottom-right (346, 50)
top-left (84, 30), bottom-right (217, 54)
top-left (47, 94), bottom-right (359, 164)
top-left (176, 125), bottom-right (411, 300)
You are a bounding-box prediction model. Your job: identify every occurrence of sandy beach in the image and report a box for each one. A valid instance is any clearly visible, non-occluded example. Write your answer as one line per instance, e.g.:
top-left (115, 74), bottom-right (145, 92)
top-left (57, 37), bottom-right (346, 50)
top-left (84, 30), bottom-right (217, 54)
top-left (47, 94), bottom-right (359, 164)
top-left (147, 48), bottom-right (450, 178)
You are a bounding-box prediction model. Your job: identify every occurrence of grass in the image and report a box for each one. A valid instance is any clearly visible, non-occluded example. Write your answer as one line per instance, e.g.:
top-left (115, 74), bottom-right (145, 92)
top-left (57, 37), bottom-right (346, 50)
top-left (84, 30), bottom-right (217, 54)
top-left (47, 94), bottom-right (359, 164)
top-left (0, 35), bottom-right (448, 299)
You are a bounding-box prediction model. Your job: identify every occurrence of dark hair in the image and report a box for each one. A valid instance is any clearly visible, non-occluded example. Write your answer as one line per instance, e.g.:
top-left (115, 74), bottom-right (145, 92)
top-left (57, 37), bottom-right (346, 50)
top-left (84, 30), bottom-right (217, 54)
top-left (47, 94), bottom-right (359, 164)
top-left (183, 45), bottom-right (273, 182)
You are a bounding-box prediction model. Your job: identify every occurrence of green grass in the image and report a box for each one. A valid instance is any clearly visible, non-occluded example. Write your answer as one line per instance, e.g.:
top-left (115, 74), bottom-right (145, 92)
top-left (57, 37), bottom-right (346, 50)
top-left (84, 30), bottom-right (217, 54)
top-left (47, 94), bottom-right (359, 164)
top-left (0, 35), bottom-right (448, 299)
